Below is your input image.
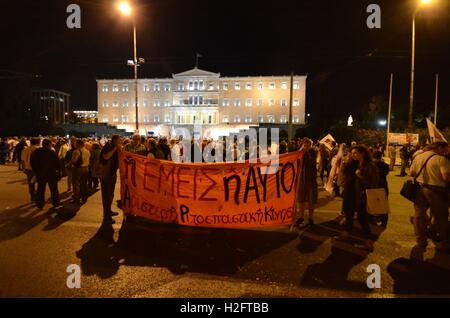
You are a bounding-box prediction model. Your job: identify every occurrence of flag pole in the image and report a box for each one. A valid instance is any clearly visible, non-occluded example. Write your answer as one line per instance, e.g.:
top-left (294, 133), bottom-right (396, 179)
top-left (434, 73), bottom-right (439, 125)
top-left (386, 73), bottom-right (393, 152)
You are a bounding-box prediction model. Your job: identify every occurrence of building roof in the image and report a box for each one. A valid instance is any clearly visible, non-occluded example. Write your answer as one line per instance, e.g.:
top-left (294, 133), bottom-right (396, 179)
top-left (172, 67), bottom-right (220, 78)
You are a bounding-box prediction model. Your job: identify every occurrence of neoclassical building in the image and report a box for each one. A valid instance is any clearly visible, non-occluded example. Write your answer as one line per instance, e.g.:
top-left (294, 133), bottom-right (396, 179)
top-left (97, 68), bottom-right (306, 138)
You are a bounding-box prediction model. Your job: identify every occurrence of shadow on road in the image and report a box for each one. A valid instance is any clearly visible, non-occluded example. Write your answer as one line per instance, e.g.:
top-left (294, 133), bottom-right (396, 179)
top-left (0, 203), bottom-right (47, 242)
top-left (387, 252), bottom-right (450, 295)
top-left (297, 217), bottom-right (385, 294)
top-left (76, 220), bottom-right (297, 279)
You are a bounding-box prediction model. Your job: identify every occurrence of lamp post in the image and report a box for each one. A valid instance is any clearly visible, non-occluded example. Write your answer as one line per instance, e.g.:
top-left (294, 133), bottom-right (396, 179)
top-left (408, 0), bottom-right (433, 132)
top-left (118, 2), bottom-right (140, 133)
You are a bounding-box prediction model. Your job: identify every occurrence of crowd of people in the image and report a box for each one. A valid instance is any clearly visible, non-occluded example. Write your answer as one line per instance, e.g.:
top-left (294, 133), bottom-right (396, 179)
top-left (1, 134), bottom-right (449, 252)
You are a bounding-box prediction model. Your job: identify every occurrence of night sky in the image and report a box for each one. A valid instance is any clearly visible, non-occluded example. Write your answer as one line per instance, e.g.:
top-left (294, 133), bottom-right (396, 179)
top-left (1, 0), bottom-right (449, 131)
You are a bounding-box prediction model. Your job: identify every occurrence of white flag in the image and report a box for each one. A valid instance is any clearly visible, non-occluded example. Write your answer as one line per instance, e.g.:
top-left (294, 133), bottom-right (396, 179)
top-left (319, 134), bottom-right (336, 150)
top-left (426, 118), bottom-right (447, 143)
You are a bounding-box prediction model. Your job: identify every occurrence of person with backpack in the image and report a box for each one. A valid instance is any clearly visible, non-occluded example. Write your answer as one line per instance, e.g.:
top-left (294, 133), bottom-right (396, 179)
top-left (409, 141), bottom-right (450, 252)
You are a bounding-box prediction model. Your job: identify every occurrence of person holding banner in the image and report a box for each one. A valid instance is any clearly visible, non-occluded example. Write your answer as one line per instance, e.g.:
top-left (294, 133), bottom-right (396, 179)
top-left (98, 135), bottom-right (122, 224)
top-left (292, 138), bottom-right (318, 230)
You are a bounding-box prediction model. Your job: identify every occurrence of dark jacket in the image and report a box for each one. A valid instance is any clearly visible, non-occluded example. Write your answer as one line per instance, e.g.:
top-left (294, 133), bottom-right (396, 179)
top-left (339, 159), bottom-right (379, 212)
top-left (374, 159), bottom-right (389, 195)
top-left (30, 147), bottom-right (61, 181)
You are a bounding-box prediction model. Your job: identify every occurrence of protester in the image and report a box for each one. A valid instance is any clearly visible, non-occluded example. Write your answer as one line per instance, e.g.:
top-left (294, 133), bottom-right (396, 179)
top-left (30, 139), bottom-right (61, 209)
top-left (398, 145), bottom-right (410, 177)
top-left (99, 135), bottom-right (122, 224)
top-left (58, 138), bottom-right (70, 178)
top-left (291, 138), bottom-right (318, 230)
top-left (388, 145), bottom-right (396, 171)
top-left (89, 142), bottom-right (101, 190)
top-left (124, 134), bottom-right (147, 155)
top-left (14, 138), bottom-right (26, 171)
top-left (318, 143), bottom-right (330, 185)
top-left (409, 141), bottom-right (450, 252)
top-left (372, 150), bottom-right (390, 227)
top-left (64, 136), bottom-right (77, 192)
top-left (69, 139), bottom-right (91, 204)
top-left (0, 137), bottom-right (8, 164)
top-left (158, 137), bottom-right (171, 160)
top-left (336, 145), bottom-right (379, 250)
top-left (147, 139), bottom-right (165, 159)
top-left (21, 137), bottom-right (40, 202)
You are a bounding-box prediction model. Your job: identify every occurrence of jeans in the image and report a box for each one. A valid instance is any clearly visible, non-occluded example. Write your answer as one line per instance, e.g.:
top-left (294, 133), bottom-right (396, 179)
top-left (400, 159), bottom-right (408, 175)
top-left (24, 169), bottom-right (36, 201)
top-left (389, 157), bottom-right (395, 171)
top-left (36, 178), bottom-right (59, 208)
top-left (73, 167), bottom-right (89, 202)
top-left (414, 186), bottom-right (449, 247)
top-left (101, 174), bottom-right (117, 219)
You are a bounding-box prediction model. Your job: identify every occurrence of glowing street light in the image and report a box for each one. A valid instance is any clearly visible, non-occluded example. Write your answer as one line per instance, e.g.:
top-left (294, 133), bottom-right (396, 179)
top-left (408, 0), bottom-right (435, 132)
top-left (118, 2), bottom-right (132, 16)
top-left (116, 1), bottom-right (141, 133)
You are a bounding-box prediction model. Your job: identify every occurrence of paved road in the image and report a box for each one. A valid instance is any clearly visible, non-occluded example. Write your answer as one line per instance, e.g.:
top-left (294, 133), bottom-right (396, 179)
top-left (0, 163), bottom-right (449, 298)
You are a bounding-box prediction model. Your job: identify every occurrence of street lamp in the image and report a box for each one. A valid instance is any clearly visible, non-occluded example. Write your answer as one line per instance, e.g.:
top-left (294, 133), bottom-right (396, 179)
top-left (117, 1), bottom-right (140, 133)
top-left (408, 0), bottom-right (434, 132)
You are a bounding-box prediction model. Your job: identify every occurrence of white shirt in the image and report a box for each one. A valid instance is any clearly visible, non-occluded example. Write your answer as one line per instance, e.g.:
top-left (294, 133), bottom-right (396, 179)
top-left (58, 144), bottom-right (69, 160)
top-left (22, 145), bottom-right (39, 170)
top-left (410, 151), bottom-right (450, 187)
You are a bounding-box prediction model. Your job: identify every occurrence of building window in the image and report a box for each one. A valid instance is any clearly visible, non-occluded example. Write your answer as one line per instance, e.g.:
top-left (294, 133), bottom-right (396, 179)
top-left (154, 84), bottom-right (160, 92)
top-left (122, 84), bottom-right (129, 92)
top-left (143, 115), bottom-right (150, 123)
top-left (222, 99), bottom-right (229, 107)
top-left (178, 83), bottom-right (184, 91)
top-left (246, 82), bottom-right (252, 90)
top-left (102, 85), bottom-right (108, 92)
top-left (269, 99), bottom-right (275, 106)
top-left (234, 99), bottom-right (241, 107)
top-left (102, 116), bottom-right (108, 123)
top-left (294, 81), bottom-right (300, 90)
top-left (293, 115), bottom-right (299, 123)
top-left (164, 84), bottom-right (171, 92)
top-left (281, 82), bottom-right (288, 90)
top-left (281, 99), bottom-right (288, 107)
top-left (256, 99), bottom-right (263, 107)
top-left (269, 82), bottom-right (275, 90)
top-left (234, 115), bottom-right (240, 123)
top-left (165, 115), bottom-right (171, 123)
top-left (154, 100), bottom-right (161, 107)
top-left (208, 115), bottom-right (213, 124)
top-left (267, 115), bottom-right (275, 123)
top-left (258, 115), bottom-right (264, 123)
top-left (293, 99), bottom-right (300, 106)
top-left (123, 100), bottom-right (128, 107)
top-left (223, 83), bottom-right (228, 90)
top-left (164, 100), bottom-right (171, 107)
top-left (112, 101), bottom-right (119, 107)
top-left (121, 115), bottom-right (128, 123)
top-left (245, 99), bottom-right (252, 107)
top-left (112, 85), bottom-right (119, 92)
top-left (223, 115), bottom-right (229, 123)
top-left (113, 116), bottom-right (119, 123)
top-left (258, 82), bottom-right (264, 90)
top-left (102, 101), bottom-right (109, 108)
top-left (208, 83), bottom-right (214, 90)
top-left (143, 84), bottom-right (150, 92)
top-left (143, 100), bottom-right (149, 108)
top-left (154, 115), bottom-right (160, 123)
top-left (234, 83), bottom-right (240, 90)
top-left (245, 116), bottom-right (252, 123)
top-left (280, 115), bottom-right (288, 123)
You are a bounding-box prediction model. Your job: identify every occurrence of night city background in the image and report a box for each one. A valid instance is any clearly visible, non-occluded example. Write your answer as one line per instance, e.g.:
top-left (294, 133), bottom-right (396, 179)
top-left (1, 0), bottom-right (449, 136)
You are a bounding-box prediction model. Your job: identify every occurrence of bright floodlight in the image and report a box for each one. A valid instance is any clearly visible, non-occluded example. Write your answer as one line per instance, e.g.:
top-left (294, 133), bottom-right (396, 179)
top-left (378, 120), bottom-right (387, 126)
top-left (118, 2), bottom-right (132, 16)
top-left (421, 0), bottom-right (432, 5)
